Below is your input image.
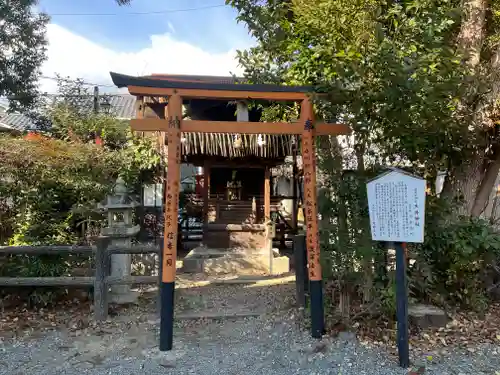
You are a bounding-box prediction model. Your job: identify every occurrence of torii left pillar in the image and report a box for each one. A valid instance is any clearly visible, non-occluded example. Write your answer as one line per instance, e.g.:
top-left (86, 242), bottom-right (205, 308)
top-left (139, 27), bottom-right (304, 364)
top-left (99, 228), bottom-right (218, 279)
top-left (300, 97), bottom-right (324, 338)
top-left (160, 94), bottom-right (182, 351)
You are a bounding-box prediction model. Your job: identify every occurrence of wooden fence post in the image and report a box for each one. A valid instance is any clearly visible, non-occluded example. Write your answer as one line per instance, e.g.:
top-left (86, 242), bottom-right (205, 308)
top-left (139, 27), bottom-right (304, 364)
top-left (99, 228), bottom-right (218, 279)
top-left (94, 236), bottom-right (110, 321)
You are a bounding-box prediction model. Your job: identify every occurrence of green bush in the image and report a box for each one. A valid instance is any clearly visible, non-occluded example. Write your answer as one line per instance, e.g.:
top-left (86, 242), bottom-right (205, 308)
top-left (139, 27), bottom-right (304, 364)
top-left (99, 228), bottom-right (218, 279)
top-left (409, 199), bottom-right (500, 310)
top-left (0, 135), bottom-right (118, 305)
top-left (319, 171), bottom-right (500, 317)
top-left (0, 76), bottom-right (162, 306)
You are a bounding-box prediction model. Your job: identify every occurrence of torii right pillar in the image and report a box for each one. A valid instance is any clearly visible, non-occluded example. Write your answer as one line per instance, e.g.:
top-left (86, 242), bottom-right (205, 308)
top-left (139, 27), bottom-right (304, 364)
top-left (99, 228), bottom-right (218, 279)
top-left (300, 97), bottom-right (324, 338)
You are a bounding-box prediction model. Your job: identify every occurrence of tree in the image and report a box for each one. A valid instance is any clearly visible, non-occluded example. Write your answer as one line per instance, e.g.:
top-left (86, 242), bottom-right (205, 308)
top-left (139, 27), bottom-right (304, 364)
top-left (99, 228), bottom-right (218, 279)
top-left (226, 0), bottom-right (500, 219)
top-left (444, 0), bottom-right (500, 217)
top-left (0, 0), bottom-right (48, 111)
top-left (222, 0), bottom-right (500, 312)
top-left (0, 75), bottom-right (162, 246)
top-left (39, 75), bottom-right (162, 185)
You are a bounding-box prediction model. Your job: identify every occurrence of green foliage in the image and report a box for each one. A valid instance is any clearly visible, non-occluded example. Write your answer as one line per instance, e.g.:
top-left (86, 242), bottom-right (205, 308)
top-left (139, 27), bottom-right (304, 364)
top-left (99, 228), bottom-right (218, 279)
top-left (227, 0), bottom-right (500, 318)
top-left (0, 135), bottom-right (122, 245)
top-left (0, 135), bottom-right (121, 305)
top-left (410, 200), bottom-right (500, 310)
top-left (1, 76), bottom-right (161, 247)
top-left (319, 171), bottom-right (372, 279)
top-left (0, 78), bottom-right (161, 305)
top-left (229, 0), bottom-right (471, 173)
top-left (0, 253), bottom-right (73, 306)
top-left (0, 0), bottom-right (48, 111)
top-left (379, 282), bottom-right (397, 316)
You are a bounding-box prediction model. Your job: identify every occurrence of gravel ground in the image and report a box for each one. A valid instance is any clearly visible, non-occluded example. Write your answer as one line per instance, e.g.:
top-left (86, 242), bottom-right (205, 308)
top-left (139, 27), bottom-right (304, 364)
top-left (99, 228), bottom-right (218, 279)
top-left (1, 281), bottom-right (499, 375)
top-left (1, 312), bottom-right (499, 375)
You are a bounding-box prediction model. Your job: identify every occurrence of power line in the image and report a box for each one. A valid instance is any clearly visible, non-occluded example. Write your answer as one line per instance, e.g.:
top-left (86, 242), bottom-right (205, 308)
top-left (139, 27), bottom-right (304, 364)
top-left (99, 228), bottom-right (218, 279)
top-left (40, 75), bottom-right (116, 88)
top-left (5, 92), bottom-right (129, 100)
top-left (42, 4), bottom-right (225, 17)
top-left (4, 75), bottom-right (124, 101)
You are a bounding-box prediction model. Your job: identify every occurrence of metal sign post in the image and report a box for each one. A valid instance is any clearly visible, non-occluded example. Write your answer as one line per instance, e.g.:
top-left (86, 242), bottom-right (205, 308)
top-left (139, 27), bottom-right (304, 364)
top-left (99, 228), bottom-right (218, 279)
top-left (366, 168), bottom-right (426, 368)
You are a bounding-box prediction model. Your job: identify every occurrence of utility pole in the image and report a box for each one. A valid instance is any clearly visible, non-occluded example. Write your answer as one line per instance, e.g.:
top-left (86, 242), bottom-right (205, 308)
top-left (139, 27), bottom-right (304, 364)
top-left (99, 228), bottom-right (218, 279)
top-left (93, 86), bottom-right (99, 114)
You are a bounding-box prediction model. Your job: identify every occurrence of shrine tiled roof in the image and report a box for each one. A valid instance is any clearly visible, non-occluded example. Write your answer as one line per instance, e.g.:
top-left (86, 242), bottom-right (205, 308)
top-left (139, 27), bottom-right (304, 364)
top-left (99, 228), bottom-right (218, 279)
top-left (110, 72), bottom-right (313, 94)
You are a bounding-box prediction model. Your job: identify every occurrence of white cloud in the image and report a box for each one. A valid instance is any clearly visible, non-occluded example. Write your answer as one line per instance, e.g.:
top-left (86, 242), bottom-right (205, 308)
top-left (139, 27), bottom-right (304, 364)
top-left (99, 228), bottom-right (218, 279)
top-left (40, 23), bottom-right (247, 93)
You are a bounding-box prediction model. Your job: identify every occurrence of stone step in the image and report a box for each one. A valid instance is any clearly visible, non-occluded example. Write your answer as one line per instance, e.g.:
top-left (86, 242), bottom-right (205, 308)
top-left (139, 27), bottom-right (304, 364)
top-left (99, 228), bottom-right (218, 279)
top-left (214, 219), bottom-right (255, 225)
top-left (181, 250), bottom-right (290, 276)
top-left (218, 211), bottom-right (253, 218)
top-left (215, 218), bottom-right (255, 224)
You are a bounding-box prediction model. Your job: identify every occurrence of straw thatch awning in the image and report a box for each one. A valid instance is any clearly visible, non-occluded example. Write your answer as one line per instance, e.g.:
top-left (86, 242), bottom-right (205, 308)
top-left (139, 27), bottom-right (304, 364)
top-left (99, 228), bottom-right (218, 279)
top-left (180, 132), bottom-right (294, 159)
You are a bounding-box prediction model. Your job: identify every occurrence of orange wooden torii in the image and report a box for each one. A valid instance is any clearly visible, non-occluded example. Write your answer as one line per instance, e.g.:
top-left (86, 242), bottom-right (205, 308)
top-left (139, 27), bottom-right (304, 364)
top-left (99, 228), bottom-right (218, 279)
top-left (109, 72), bottom-right (351, 351)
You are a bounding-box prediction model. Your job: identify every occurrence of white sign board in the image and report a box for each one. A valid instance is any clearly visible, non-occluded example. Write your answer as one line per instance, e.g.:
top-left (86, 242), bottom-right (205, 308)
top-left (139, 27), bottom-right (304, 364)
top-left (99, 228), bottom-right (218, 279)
top-left (367, 169), bottom-right (426, 243)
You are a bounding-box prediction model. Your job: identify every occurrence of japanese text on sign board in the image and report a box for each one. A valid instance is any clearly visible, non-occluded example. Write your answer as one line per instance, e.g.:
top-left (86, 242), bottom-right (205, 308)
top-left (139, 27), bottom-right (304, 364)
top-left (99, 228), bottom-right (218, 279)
top-left (367, 172), bottom-right (426, 243)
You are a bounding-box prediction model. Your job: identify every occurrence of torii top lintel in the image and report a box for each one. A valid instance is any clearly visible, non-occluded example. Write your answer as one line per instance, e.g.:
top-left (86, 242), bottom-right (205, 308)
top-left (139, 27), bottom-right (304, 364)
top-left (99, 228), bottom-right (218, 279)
top-left (109, 72), bottom-right (351, 136)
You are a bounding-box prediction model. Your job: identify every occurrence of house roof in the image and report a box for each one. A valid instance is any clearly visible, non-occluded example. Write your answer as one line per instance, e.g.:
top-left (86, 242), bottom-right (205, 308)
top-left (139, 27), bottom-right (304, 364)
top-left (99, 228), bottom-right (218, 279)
top-left (0, 113), bottom-right (31, 132)
top-left (0, 94), bottom-right (137, 132)
top-left (110, 72), bottom-right (313, 94)
top-left (0, 122), bottom-right (15, 132)
top-left (100, 94), bottom-right (136, 119)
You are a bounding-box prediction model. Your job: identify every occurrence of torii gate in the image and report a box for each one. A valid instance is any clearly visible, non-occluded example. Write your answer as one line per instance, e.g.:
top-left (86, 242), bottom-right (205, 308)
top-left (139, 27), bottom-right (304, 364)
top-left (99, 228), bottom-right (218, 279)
top-left (109, 72), bottom-right (351, 351)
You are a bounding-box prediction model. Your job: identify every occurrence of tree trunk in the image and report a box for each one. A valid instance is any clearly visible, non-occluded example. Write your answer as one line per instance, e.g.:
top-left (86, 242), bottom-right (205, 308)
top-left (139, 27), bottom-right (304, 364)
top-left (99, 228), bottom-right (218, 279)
top-left (441, 0), bottom-right (490, 216)
top-left (471, 150), bottom-right (500, 217)
top-left (469, 40), bottom-right (500, 216)
top-left (441, 154), bottom-right (485, 215)
top-left (355, 145), bottom-right (373, 302)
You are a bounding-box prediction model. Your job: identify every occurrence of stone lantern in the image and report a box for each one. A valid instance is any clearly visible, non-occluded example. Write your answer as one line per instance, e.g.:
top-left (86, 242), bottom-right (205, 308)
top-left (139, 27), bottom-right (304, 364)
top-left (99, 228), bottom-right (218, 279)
top-left (99, 177), bottom-right (140, 304)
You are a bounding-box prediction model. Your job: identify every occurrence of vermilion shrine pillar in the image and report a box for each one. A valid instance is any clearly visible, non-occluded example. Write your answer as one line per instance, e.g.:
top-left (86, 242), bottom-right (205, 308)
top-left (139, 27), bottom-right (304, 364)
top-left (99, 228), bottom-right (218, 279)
top-left (300, 97), bottom-right (324, 338)
top-left (160, 93), bottom-right (182, 351)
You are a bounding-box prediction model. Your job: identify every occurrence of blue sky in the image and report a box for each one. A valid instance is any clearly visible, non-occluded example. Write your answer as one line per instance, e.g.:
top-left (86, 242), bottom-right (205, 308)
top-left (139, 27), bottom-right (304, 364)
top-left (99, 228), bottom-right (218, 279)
top-left (38, 0), bottom-right (253, 53)
top-left (36, 0), bottom-right (255, 92)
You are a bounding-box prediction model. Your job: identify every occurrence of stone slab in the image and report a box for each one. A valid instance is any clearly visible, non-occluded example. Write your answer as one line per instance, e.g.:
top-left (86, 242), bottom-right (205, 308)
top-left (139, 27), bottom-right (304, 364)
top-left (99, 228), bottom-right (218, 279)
top-left (408, 304), bottom-right (448, 329)
top-left (203, 229), bottom-right (267, 250)
top-left (175, 274), bottom-right (295, 289)
top-left (204, 223), bottom-right (266, 232)
top-left (185, 247), bottom-right (248, 259)
top-left (176, 310), bottom-right (264, 320)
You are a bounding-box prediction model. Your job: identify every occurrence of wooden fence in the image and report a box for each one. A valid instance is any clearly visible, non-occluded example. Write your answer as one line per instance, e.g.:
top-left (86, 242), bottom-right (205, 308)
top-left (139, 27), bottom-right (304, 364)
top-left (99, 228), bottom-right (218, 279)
top-left (0, 237), bottom-right (161, 321)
